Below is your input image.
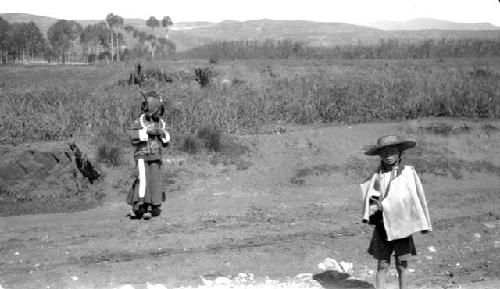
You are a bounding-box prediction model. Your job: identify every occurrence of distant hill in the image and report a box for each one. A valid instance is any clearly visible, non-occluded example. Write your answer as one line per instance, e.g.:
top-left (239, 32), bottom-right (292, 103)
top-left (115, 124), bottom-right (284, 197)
top-left (369, 18), bottom-right (500, 30)
top-left (2, 13), bottom-right (500, 51)
top-left (169, 19), bottom-right (387, 50)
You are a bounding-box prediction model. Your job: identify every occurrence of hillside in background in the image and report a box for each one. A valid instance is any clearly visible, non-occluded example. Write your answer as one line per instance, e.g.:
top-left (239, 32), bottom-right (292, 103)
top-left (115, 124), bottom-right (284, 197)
top-left (369, 18), bottom-right (500, 30)
top-left (1, 13), bottom-right (500, 51)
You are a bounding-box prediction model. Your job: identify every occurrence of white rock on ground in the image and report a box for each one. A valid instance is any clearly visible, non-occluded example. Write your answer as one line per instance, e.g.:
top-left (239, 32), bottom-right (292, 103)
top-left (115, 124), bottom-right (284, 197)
top-left (119, 285), bottom-right (135, 289)
top-left (214, 277), bottom-right (231, 286)
top-left (147, 283), bottom-right (168, 289)
top-left (339, 261), bottom-right (353, 273)
top-left (296, 273), bottom-right (314, 280)
top-left (322, 258), bottom-right (343, 272)
top-left (200, 276), bottom-right (214, 286)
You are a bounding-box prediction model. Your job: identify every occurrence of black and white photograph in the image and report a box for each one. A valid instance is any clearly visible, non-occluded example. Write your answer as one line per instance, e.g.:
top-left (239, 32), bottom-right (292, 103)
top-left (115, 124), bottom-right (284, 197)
top-left (0, 1), bottom-right (499, 288)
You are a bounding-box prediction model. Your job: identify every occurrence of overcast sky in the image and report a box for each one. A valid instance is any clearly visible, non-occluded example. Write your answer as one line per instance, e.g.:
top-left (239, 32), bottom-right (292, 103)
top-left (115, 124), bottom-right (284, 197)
top-left (3, 0), bottom-right (500, 26)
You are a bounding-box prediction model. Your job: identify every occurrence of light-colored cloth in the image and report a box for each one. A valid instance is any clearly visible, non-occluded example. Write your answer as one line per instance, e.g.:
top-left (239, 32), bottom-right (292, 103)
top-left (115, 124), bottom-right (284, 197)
top-left (360, 166), bottom-right (432, 241)
top-left (130, 114), bottom-right (170, 160)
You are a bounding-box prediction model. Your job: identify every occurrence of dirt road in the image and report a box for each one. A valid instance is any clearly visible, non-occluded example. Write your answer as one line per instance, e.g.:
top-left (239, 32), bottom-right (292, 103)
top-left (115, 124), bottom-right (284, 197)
top-left (1, 119), bottom-right (499, 289)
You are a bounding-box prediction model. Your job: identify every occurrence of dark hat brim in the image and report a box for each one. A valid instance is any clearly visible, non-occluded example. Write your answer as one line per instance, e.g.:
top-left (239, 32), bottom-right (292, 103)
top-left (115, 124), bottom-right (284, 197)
top-left (364, 140), bottom-right (416, 156)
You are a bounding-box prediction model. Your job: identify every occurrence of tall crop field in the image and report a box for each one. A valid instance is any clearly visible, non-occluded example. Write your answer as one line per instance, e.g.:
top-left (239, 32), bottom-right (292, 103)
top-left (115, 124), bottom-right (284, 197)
top-left (1, 58), bottom-right (499, 144)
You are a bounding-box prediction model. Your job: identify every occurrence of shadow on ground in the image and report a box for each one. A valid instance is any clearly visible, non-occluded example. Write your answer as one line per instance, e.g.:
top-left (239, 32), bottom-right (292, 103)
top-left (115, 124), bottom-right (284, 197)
top-left (313, 270), bottom-right (375, 289)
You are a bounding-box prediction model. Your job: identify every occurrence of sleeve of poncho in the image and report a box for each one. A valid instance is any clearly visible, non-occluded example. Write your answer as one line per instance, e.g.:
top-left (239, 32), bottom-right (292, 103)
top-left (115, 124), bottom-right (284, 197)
top-left (129, 119), bottom-right (148, 145)
top-left (412, 167), bottom-right (432, 232)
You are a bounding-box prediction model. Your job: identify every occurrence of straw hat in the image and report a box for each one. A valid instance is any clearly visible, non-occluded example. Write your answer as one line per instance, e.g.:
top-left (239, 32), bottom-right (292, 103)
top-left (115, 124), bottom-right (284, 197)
top-left (364, 135), bottom-right (416, 156)
top-left (141, 91), bottom-right (164, 115)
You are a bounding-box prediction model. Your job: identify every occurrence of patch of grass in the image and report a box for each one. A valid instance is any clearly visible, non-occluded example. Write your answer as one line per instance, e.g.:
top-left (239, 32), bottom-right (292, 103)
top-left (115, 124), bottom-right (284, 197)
top-left (95, 129), bottom-right (123, 166)
top-left (197, 126), bottom-right (222, 152)
top-left (209, 134), bottom-right (251, 169)
top-left (0, 184), bottom-right (105, 217)
top-left (180, 135), bottom-right (202, 154)
top-left (292, 139), bottom-right (500, 185)
top-left (412, 122), bottom-right (472, 136)
top-left (1, 59), bottom-right (499, 145)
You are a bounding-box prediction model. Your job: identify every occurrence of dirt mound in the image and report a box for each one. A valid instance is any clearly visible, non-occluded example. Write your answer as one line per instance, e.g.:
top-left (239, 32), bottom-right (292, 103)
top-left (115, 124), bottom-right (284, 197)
top-left (0, 143), bottom-right (104, 216)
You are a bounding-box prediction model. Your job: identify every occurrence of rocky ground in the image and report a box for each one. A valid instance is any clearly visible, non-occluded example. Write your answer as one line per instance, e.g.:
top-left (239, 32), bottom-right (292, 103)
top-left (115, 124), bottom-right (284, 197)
top-left (0, 118), bottom-right (499, 289)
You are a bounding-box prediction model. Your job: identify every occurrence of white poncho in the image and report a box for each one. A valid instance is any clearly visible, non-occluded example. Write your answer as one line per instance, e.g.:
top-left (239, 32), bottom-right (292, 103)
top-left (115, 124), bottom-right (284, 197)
top-left (360, 166), bottom-right (432, 241)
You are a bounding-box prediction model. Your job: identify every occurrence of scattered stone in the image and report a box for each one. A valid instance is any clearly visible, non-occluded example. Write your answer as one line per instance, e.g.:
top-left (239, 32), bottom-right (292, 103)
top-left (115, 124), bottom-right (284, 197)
top-left (199, 276), bottom-right (213, 286)
top-left (237, 273), bottom-right (248, 279)
top-left (119, 285), bottom-right (135, 289)
top-left (322, 258), bottom-right (343, 272)
top-left (318, 263), bottom-right (327, 271)
top-left (296, 273), bottom-right (313, 280)
top-left (71, 276), bottom-right (78, 281)
top-left (146, 283), bottom-right (167, 289)
top-left (494, 240), bottom-right (500, 249)
top-left (340, 261), bottom-right (353, 273)
top-left (483, 223), bottom-right (496, 230)
top-left (427, 245), bottom-right (437, 253)
top-left (14, 252), bottom-right (19, 255)
top-left (425, 256), bottom-right (433, 260)
top-left (214, 277), bottom-right (231, 286)
top-left (456, 263), bottom-right (460, 267)
top-left (473, 233), bottom-right (481, 240)
top-left (409, 269), bottom-right (416, 273)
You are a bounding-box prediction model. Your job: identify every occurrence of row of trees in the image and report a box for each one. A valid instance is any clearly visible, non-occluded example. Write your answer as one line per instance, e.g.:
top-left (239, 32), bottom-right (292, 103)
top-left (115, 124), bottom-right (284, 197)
top-left (183, 38), bottom-right (500, 60)
top-left (0, 18), bottom-right (46, 63)
top-left (0, 14), bottom-right (176, 64)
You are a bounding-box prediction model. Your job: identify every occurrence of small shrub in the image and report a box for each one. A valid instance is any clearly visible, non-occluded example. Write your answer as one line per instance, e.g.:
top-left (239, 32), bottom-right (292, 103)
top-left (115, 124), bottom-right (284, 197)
top-left (209, 57), bottom-right (218, 64)
top-left (194, 67), bottom-right (213, 87)
top-left (197, 126), bottom-right (222, 152)
top-left (235, 159), bottom-right (252, 171)
top-left (181, 135), bottom-right (200, 154)
top-left (97, 143), bottom-right (122, 166)
top-left (94, 129), bottom-right (123, 166)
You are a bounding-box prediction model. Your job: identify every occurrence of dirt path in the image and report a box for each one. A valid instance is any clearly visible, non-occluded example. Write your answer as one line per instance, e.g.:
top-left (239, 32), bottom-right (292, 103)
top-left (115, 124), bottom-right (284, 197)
top-left (1, 119), bottom-right (499, 289)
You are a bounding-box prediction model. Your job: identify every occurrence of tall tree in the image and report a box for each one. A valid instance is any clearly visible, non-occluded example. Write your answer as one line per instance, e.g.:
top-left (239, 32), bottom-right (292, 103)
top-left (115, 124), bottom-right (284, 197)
top-left (47, 20), bottom-right (82, 63)
top-left (162, 16), bottom-right (173, 39)
top-left (0, 17), bottom-right (12, 63)
top-left (10, 22), bottom-right (45, 62)
top-left (105, 13), bottom-right (124, 62)
top-left (146, 16), bottom-right (160, 59)
top-left (80, 22), bottom-right (109, 63)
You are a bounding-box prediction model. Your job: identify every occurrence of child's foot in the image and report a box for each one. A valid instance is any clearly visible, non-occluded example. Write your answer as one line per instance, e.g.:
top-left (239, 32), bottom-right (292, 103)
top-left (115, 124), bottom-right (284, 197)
top-left (143, 212), bottom-right (152, 220)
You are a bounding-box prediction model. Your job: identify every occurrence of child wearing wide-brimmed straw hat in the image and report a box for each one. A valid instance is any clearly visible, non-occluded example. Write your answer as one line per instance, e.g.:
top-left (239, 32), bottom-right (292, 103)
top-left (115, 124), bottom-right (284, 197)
top-left (360, 135), bottom-right (432, 289)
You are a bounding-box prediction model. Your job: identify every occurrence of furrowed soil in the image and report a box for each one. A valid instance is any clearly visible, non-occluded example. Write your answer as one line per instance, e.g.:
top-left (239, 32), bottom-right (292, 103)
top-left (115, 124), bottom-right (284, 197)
top-left (0, 118), bottom-right (499, 289)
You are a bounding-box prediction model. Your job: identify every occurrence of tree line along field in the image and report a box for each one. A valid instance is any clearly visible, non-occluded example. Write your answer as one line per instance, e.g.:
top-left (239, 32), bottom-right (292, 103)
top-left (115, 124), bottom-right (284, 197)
top-left (0, 57), bottom-right (499, 145)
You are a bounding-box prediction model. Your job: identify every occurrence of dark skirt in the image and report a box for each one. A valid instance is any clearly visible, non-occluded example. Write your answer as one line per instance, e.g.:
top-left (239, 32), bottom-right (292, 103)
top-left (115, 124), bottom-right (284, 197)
top-left (368, 223), bottom-right (417, 261)
top-left (126, 160), bottom-right (165, 206)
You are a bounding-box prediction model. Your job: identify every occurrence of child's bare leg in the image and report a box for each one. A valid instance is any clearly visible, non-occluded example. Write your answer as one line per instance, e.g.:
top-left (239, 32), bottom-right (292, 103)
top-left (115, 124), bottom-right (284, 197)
top-left (395, 257), bottom-right (409, 289)
top-left (376, 259), bottom-right (389, 289)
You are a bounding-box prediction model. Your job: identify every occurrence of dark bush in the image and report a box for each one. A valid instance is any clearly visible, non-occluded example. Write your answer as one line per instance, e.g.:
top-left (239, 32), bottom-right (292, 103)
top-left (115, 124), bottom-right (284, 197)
top-left (181, 135), bottom-right (200, 154)
top-left (97, 143), bottom-right (122, 166)
top-left (197, 126), bottom-right (221, 152)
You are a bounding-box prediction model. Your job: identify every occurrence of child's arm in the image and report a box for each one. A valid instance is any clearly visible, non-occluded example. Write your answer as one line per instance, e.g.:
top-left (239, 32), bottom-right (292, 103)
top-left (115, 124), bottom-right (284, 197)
top-left (158, 119), bottom-right (170, 147)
